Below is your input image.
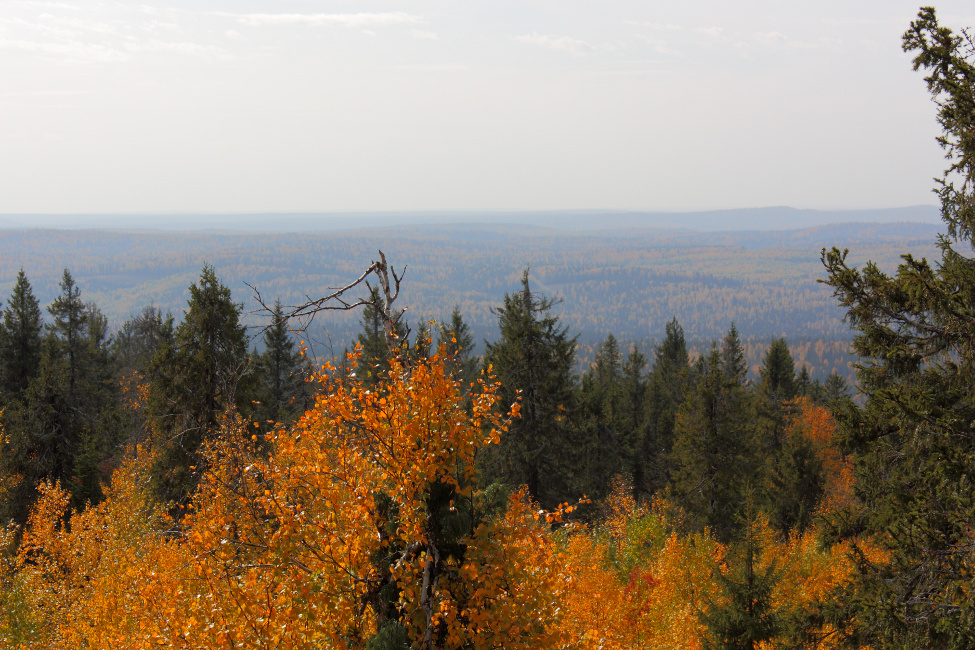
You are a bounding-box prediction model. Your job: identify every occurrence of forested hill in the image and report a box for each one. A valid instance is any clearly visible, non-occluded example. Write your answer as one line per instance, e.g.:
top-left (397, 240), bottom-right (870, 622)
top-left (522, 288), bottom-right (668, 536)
top-left (0, 220), bottom-right (939, 378)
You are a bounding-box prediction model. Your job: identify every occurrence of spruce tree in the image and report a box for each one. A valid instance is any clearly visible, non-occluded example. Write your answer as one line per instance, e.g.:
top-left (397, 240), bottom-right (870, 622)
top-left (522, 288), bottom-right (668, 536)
top-left (819, 8), bottom-right (975, 645)
top-left (114, 305), bottom-right (168, 376)
top-left (821, 372), bottom-right (849, 405)
top-left (0, 272), bottom-right (120, 518)
top-left (765, 425), bottom-right (824, 534)
top-left (671, 346), bottom-right (756, 540)
top-left (356, 286), bottom-right (406, 385)
top-left (148, 265), bottom-right (252, 505)
top-left (795, 366), bottom-right (812, 397)
top-left (702, 515), bottom-right (780, 650)
top-left (759, 338), bottom-right (796, 402)
top-left (577, 334), bottom-right (625, 500)
top-left (620, 344), bottom-right (648, 496)
top-left (437, 306), bottom-right (477, 388)
top-left (640, 318), bottom-right (690, 494)
top-left (48, 269), bottom-right (87, 394)
top-left (0, 270), bottom-right (43, 397)
top-left (256, 300), bottom-right (308, 425)
top-left (756, 338), bottom-right (797, 457)
top-left (720, 322), bottom-right (748, 385)
top-left (481, 269), bottom-right (577, 507)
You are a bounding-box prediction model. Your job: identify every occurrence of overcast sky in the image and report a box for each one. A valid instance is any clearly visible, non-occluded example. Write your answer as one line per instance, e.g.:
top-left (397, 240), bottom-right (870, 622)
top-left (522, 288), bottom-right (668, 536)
top-left (1, 1), bottom-right (973, 214)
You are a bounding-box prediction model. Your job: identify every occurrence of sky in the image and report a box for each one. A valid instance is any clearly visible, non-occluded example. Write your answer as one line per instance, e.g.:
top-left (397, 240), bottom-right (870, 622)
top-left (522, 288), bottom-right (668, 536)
top-left (1, 1), bottom-right (973, 214)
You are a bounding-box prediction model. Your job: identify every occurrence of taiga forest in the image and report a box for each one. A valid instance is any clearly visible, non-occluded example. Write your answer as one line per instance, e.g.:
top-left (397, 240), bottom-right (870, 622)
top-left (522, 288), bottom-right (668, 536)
top-left (2, 6), bottom-right (975, 650)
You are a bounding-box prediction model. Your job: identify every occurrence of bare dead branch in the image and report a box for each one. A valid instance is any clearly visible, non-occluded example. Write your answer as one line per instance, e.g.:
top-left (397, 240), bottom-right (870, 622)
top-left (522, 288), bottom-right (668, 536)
top-left (248, 250), bottom-right (409, 354)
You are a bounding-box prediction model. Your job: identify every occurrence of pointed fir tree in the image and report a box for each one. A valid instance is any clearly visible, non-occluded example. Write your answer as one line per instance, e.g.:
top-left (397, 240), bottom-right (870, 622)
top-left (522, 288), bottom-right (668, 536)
top-left (437, 306), bottom-right (478, 388)
top-left (640, 317), bottom-right (690, 494)
top-left (577, 334), bottom-right (625, 500)
top-left (0, 273), bottom-right (121, 518)
top-left (148, 264), bottom-right (253, 506)
top-left (720, 322), bottom-right (748, 385)
top-left (480, 269), bottom-right (577, 507)
top-left (671, 346), bottom-right (757, 540)
top-left (620, 345), bottom-right (649, 497)
top-left (702, 510), bottom-right (780, 650)
top-left (48, 269), bottom-right (87, 395)
top-left (356, 286), bottom-right (407, 385)
top-left (756, 338), bottom-right (798, 456)
top-left (821, 372), bottom-right (849, 405)
top-left (113, 305), bottom-right (168, 377)
top-left (795, 366), bottom-right (812, 397)
top-left (765, 423), bottom-right (825, 535)
top-left (256, 300), bottom-right (309, 426)
top-left (0, 270), bottom-right (43, 398)
top-left (759, 338), bottom-right (796, 403)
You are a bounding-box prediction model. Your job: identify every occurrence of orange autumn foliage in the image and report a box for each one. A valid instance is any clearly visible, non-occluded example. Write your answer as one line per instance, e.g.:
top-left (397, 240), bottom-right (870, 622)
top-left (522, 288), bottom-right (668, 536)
top-left (556, 479), bottom-right (882, 650)
top-left (786, 397), bottom-right (855, 515)
top-left (1, 349), bottom-right (572, 649)
top-left (1, 356), bottom-right (889, 650)
top-left (559, 481), bottom-right (725, 650)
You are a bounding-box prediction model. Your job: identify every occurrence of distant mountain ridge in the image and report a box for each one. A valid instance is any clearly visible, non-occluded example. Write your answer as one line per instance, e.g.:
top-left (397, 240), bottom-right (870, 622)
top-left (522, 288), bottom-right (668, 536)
top-left (0, 205), bottom-right (942, 233)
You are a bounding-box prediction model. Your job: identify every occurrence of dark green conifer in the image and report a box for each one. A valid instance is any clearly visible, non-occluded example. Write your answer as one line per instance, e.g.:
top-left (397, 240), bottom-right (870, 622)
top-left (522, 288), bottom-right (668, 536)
top-left (702, 515), bottom-right (780, 650)
top-left (48, 269), bottom-right (87, 394)
top-left (620, 344), bottom-right (648, 495)
top-left (0, 270), bottom-right (43, 397)
top-left (640, 318), bottom-right (690, 494)
top-left (0, 271), bottom-right (120, 518)
top-left (437, 306), bottom-right (477, 387)
top-left (113, 305), bottom-right (168, 376)
top-left (356, 286), bottom-right (406, 385)
top-left (671, 346), bottom-right (756, 540)
top-left (818, 8), bottom-right (975, 644)
top-left (480, 269), bottom-right (577, 507)
top-left (256, 300), bottom-right (309, 425)
top-left (821, 372), bottom-right (849, 405)
top-left (720, 322), bottom-right (748, 385)
top-left (577, 334), bottom-right (625, 500)
top-left (759, 339), bottom-right (796, 402)
top-left (148, 265), bottom-right (252, 505)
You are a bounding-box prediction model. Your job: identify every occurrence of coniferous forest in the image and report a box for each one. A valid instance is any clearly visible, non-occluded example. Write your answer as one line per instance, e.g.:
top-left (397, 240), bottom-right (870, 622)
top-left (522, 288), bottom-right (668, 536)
top-left (1, 7), bottom-right (975, 649)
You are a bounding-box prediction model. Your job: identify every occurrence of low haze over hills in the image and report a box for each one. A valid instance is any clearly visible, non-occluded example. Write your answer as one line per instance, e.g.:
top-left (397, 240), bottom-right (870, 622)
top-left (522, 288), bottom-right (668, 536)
top-left (0, 205), bottom-right (941, 233)
top-left (0, 207), bottom-right (943, 381)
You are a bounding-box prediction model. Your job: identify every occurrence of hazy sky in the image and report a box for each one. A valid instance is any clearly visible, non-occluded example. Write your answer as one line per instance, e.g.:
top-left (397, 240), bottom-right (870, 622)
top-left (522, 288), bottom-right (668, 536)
top-left (1, 1), bottom-right (973, 213)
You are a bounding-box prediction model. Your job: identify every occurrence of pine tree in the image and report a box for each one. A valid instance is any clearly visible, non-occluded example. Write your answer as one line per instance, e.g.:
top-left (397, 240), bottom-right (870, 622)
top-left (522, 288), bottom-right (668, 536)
top-left (0, 270), bottom-right (43, 398)
top-left (148, 265), bottom-right (252, 505)
top-left (819, 8), bottom-right (975, 645)
top-left (481, 269), bottom-right (577, 507)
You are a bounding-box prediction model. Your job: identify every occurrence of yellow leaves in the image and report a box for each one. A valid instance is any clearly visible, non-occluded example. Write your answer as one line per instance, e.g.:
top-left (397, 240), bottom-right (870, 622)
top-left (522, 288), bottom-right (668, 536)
top-left (1, 348), bottom-right (590, 650)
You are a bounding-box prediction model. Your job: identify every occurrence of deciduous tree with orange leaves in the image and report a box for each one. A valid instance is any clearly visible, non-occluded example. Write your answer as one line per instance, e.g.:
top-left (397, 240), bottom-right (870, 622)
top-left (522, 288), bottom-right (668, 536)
top-left (1, 339), bottom-right (575, 650)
